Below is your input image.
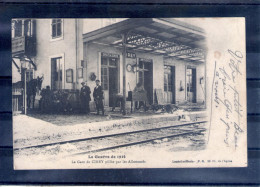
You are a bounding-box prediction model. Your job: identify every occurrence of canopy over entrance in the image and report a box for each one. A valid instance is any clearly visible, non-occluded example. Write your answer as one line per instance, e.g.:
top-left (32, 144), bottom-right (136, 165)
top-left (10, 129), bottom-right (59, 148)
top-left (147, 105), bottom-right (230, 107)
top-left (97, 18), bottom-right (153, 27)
top-left (83, 18), bottom-right (207, 114)
top-left (83, 18), bottom-right (206, 63)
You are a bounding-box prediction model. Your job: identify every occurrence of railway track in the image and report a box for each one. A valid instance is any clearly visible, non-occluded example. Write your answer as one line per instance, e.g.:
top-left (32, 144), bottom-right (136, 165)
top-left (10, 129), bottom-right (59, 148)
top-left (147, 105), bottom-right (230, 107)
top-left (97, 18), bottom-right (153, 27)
top-left (14, 120), bottom-right (207, 157)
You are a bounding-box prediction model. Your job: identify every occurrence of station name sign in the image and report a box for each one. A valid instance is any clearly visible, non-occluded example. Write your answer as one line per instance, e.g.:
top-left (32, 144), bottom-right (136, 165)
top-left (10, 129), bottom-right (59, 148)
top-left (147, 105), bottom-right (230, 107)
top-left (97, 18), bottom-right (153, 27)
top-left (101, 52), bottom-right (119, 58)
top-left (101, 52), bottom-right (137, 59)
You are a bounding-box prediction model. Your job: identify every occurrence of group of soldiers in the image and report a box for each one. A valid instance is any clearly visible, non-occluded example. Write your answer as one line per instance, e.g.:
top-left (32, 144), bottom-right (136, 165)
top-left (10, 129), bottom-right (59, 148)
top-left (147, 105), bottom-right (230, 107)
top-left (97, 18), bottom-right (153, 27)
top-left (80, 79), bottom-right (104, 115)
top-left (80, 80), bottom-right (148, 115)
top-left (40, 79), bottom-right (147, 115)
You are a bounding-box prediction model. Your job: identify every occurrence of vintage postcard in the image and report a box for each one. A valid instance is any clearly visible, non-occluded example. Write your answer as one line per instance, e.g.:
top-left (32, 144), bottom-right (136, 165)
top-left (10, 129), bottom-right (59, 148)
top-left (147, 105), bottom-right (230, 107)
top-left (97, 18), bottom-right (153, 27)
top-left (12, 18), bottom-right (247, 169)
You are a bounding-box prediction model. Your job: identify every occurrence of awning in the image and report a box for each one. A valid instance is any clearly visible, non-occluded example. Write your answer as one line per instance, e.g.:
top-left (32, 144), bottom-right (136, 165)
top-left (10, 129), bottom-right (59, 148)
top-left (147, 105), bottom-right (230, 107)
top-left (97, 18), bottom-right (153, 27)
top-left (83, 18), bottom-right (206, 63)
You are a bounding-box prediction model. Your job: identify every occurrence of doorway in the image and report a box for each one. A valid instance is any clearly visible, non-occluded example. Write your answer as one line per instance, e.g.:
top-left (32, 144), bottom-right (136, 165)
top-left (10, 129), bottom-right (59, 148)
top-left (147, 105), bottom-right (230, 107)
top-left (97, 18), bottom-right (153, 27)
top-left (186, 67), bottom-right (196, 103)
top-left (101, 55), bottom-right (119, 107)
top-left (164, 65), bottom-right (176, 104)
top-left (138, 59), bottom-right (153, 105)
top-left (51, 57), bottom-right (63, 90)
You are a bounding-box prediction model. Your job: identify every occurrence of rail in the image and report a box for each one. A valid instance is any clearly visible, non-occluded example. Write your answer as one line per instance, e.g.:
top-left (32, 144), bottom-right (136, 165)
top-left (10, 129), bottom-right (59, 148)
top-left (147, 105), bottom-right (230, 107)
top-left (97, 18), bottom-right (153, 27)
top-left (14, 120), bottom-right (207, 151)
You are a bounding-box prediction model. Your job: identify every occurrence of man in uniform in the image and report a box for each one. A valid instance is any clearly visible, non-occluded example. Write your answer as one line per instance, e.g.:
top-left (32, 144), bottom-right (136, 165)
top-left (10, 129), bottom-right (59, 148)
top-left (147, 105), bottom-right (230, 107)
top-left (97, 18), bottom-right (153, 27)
top-left (80, 81), bottom-right (91, 114)
top-left (40, 85), bottom-right (52, 113)
top-left (93, 80), bottom-right (104, 115)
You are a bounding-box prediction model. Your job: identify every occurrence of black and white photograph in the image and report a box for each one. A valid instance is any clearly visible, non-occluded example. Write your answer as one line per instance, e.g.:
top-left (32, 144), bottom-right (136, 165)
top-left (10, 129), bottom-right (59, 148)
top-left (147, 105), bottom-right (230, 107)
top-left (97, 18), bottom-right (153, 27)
top-left (12, 18), bottom-right (247, 169)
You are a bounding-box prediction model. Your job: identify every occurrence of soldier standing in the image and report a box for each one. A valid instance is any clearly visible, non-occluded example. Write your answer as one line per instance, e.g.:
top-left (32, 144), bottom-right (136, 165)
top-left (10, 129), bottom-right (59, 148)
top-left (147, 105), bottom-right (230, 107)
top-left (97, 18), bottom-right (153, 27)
top-left (40, 85), bottom-right (52, 113)
top-left (93, 80), bottom-right (104, 115)
top-left (80, 81), bottom-right (91, 114)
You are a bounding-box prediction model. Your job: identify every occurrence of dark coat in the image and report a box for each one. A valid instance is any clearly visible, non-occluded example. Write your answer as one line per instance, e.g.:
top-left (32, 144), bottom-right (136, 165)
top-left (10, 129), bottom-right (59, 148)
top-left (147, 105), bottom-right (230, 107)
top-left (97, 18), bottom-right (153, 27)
top-left (93, 85), bottom-right (104, 100)
top-left (80, 85), bottom-right (91, 101)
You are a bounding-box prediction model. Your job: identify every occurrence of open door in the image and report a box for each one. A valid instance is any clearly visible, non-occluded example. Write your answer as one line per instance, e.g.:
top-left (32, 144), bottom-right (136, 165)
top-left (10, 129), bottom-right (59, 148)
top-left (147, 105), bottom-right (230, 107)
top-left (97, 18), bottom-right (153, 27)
top-left (186, 67), bottom-right (196, 103)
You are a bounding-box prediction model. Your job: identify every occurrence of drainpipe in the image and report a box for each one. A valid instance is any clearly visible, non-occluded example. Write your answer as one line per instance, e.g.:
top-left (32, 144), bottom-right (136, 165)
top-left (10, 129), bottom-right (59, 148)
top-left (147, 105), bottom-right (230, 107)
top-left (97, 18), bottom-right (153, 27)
top-left (121, 33), bottom-right (127, 115)
top-left (24, 69), bottom-right (27, 114)
top-left (75, 19), bottom-right (78, 90)
top-left (204, 50), bottom-right (207, 109)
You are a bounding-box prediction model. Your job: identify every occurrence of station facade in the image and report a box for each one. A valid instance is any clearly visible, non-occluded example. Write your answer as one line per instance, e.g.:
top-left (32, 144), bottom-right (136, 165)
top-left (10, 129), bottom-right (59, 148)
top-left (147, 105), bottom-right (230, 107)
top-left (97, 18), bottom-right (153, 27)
top-left (12, 18), bottom-right (206, 110)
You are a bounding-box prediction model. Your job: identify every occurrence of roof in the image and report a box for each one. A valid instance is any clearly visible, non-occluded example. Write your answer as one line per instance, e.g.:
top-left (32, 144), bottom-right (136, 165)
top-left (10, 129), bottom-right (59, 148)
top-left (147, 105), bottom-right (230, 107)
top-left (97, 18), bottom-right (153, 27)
top-left (83, 18), bottom-right (206, 63)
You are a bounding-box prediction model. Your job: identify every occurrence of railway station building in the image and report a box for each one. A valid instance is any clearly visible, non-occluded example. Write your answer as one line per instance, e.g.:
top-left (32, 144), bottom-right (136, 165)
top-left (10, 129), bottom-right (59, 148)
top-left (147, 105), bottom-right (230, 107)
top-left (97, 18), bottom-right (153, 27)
top-left (12, 18), bottom-right (207, 112)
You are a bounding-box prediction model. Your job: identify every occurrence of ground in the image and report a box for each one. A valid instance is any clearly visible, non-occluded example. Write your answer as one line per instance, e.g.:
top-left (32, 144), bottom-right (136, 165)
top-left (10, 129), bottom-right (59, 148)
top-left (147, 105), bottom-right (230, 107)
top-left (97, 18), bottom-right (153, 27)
top-left (13, 109), bottom-right (208, 169)
top-left (27, 112), bottom-right (127, 125)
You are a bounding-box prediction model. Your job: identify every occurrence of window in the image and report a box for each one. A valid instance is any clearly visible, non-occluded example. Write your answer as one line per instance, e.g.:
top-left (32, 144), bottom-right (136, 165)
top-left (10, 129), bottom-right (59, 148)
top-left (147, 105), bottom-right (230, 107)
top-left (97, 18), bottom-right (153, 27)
top-left (101, 55), bottom-right (118, 90)
top-left (101, 66), bottom-right (108, 90)
top-left (137, 60), bottom-right (150, 85)
top-left (24, 20), bottom-right (32, 37)
top-left (14, 20), bottom-right (22, 38)
top-left (12, 19), bottom-right (34, 38)
top-left (51, 19), bottom-right (62, 39)
top-left (101, 56), bottom-right (108, 66)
